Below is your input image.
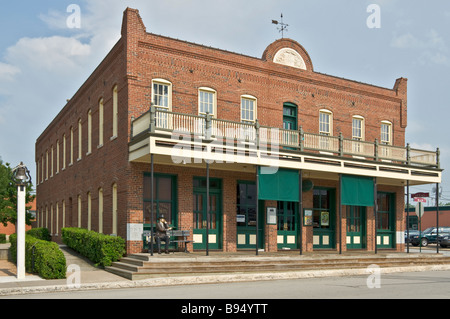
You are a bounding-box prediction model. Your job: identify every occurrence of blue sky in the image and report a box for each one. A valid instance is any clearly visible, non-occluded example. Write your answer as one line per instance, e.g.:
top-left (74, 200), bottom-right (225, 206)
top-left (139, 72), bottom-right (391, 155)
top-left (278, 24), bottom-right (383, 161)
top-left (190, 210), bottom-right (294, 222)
top-left (0, 0), bottom-right (449, 204)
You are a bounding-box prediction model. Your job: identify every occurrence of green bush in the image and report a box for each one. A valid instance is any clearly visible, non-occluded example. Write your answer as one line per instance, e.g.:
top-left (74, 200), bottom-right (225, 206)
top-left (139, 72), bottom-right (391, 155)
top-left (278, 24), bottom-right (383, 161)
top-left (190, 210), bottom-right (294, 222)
top-left (9, 232), bottom-right (66, 279)
top-left (26, 228), bottom-right (51, 241)
top-left (61, 227), bottom-right (125, 267)
top-left (0, 233), bottom-right (6, 243)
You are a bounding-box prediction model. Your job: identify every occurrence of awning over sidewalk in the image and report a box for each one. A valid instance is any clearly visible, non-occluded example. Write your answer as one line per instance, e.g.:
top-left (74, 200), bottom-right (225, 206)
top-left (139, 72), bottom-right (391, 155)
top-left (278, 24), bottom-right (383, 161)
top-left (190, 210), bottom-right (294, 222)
top-left (258, 167), bottom-right (299, 202)
top-left (341, 174), bottom-right (374, 207)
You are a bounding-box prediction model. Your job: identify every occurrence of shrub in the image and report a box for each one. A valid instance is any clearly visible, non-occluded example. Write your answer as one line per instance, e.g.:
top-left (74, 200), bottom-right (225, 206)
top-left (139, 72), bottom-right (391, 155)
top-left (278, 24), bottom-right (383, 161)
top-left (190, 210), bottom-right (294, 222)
top-left (9, 232), bottom-right (66, 279)
top-left (0, 233), bottom-right (6, 243)
top-left (61, 227), bottom-right (125, 267)
top-left (26, 228), bottom-right (51, 241)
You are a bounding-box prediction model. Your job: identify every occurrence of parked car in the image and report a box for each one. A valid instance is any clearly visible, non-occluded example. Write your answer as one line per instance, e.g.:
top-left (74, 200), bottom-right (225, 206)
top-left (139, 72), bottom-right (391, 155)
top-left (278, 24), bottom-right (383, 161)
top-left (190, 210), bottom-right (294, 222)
top-left (405, 230), bottom-right (420, 244)
top-left (439, 235), bottom-right (450, 248)
top-left (410, 227), bottom-right (450, 247)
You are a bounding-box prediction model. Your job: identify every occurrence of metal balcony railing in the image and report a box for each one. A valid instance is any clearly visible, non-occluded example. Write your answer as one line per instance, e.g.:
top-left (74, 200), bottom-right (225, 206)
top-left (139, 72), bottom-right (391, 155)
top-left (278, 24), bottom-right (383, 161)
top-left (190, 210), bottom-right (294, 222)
top-left (130, 107), bottom-right (440, 169)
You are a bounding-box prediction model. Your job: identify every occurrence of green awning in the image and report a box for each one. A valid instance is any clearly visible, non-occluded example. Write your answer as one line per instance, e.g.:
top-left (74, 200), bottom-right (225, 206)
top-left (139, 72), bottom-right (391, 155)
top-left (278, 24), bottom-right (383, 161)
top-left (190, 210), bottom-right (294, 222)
top-left (258, 168), bottom-right (299, 202)
top-left (341, 175), bottom-right (374, 207)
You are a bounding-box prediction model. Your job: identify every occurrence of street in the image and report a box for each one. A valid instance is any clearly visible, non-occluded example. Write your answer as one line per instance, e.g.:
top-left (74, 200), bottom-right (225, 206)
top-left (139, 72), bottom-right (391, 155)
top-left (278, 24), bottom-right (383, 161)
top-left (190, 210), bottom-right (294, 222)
top-left (2, 269), bottom-right (450, 300)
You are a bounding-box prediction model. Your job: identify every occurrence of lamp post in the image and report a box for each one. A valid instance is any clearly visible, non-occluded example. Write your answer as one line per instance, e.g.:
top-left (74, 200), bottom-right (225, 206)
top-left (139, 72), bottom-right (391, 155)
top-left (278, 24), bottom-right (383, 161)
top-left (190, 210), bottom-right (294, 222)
top-left (11, 162), bottom-right (31, 280)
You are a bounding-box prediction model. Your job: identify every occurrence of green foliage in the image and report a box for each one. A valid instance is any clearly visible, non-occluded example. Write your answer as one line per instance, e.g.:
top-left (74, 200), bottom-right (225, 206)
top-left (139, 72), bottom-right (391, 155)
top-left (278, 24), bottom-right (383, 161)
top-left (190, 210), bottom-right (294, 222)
top-left (9, 230), bottom-right (66, 279)
top-left (0, 159), bottom-right (35, 226)
top-left (26, 227), bottom-right (51, 241)
top-left (61, 227), bottom-right (125, 267)
top-left (0, 233), bottom-right (6, 243)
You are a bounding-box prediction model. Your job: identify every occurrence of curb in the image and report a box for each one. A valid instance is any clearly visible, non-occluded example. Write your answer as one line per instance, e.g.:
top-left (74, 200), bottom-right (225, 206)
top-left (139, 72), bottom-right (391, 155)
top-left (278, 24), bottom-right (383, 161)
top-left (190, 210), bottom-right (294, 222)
top-left (1, 264), bottom-right (450, 296)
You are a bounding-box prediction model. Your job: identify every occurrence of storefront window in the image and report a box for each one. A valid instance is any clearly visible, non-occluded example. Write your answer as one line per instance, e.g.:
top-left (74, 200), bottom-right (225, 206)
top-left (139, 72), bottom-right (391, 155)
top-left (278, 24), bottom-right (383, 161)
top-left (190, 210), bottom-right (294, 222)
top-left (377, 193), bottom-right (391, 230)
top-left (237, 182), bottom-right (257, 228)
top-left (143, 174), bottom-right (175, 224)
top-left (313, 189), bottom-right (331, 229)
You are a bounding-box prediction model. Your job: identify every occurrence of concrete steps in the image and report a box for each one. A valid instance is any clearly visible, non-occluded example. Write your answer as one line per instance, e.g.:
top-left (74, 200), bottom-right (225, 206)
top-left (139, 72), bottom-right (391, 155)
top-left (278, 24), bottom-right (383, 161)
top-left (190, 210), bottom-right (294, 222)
top-left (105, 253), bottom-right (450, 280)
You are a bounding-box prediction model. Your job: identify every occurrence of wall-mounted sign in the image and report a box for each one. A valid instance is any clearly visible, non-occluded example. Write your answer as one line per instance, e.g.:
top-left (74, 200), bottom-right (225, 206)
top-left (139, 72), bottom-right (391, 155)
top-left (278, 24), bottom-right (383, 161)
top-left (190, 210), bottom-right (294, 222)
top-left (236, 215), bottom-right (246, 223)
top-left (267, 207), bottom-right (277, 225)
top-left (303, 209), bottom-right (313, 226)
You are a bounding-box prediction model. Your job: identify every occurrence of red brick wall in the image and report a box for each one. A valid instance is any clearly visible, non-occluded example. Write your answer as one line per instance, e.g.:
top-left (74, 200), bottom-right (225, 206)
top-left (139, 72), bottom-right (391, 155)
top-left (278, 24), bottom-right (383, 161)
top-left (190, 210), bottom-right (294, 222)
top-left (35, 8), bottom-right (407, 254)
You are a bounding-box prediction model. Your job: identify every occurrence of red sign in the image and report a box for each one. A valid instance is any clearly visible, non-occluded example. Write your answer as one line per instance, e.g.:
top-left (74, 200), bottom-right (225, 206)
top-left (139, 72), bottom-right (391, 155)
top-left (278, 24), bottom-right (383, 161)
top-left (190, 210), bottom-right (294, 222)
top-left (413, 198), bottom-right (427, 203)
top-left (411, 192), bottom-right (429, 198)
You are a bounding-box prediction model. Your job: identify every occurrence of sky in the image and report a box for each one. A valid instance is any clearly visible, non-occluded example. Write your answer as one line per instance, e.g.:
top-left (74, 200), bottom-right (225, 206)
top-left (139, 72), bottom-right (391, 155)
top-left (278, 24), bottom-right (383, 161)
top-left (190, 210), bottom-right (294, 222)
top-left (0, 0), bottom-right (449, 205)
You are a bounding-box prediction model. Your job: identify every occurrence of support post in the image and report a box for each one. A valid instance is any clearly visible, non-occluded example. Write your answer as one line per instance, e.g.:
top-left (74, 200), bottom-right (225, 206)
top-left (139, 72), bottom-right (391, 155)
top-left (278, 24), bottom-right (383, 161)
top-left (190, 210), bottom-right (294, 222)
top-left (150, 154), bottom-right (154, 256)
top-left (374, 177), bottom-right (378, 254)
top-left (256, 165), bottom-right (259, 256)
top-left (436, 183), bottom-right (440, 254)
top-left (406, 180), bottom-right (410, 253)
top-left (339, 174), bottom-right (342, 255)
top-left (206, 162), bottom-right (209, 256)
top-left (16, 185), bottom-right (25, 279)
top-left (299, 170), bottom-right (303, 255)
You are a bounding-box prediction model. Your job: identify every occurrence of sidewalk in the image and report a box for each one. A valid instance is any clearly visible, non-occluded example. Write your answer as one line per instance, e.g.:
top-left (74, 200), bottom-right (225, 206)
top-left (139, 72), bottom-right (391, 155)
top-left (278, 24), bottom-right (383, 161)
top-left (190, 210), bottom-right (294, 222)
top-left (1, 245), bottom-right (450, 297)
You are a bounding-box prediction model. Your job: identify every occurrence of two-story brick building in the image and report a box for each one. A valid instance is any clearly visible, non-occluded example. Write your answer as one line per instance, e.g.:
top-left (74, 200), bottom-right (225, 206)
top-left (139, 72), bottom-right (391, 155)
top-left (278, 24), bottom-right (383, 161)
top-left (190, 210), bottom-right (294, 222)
top-left (35, 8), bottom-right (442, 255)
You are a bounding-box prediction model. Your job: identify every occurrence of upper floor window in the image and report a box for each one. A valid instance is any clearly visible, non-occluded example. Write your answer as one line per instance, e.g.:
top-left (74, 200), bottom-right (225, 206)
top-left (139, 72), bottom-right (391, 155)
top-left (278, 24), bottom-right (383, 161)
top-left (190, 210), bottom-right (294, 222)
top-left (112, 85), bottom-right (118, 138)
top-left (380, 121), bottom-right (392, 145)
top-left (99, 98), bottom-right (104, 146)
top-left (87, 109), bottom-right (92, 154)
top-left (319, 110), bottom-right (332, 136)
top-left (78, 119), bottom-right (82, 160)
top-left (241, 95), bottom-right (257, 123)
top-left (198, 87), bottom-right (216, 117)
top-left (152, 79), bottom-right (172, 110)
top-left (352, 116), bottom-right (365, 141)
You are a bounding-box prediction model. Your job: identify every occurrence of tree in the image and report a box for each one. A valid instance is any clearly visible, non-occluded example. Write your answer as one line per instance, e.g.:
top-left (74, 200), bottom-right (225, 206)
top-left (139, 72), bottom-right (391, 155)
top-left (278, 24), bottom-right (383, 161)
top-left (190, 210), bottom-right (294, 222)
top-left (0, 159), bottom-right (35, 226)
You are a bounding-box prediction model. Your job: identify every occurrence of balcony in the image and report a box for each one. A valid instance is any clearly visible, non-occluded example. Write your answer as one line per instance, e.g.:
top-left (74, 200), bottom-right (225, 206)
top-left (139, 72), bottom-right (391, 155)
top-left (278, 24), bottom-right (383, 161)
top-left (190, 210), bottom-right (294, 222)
top-left (129, 107), bottom-right (441, 186)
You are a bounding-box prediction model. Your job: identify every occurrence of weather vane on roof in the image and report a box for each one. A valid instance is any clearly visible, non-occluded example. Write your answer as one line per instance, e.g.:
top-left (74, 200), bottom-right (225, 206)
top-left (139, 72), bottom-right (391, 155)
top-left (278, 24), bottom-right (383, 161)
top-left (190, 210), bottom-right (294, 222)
top-left (272, 13), bottom-right (288, 38)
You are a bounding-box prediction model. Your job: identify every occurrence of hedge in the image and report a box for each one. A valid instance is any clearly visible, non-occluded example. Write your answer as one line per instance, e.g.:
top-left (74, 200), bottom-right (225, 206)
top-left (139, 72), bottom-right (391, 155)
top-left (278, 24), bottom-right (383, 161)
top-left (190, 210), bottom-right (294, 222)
top-left (9, 230), bottom-right (66, 279)
top-left (61, 227), bottom-right (125, 267)
top-left (26, 228), bottom-right (51, 241)
top-left (0, 234), bottom-right (6, 244)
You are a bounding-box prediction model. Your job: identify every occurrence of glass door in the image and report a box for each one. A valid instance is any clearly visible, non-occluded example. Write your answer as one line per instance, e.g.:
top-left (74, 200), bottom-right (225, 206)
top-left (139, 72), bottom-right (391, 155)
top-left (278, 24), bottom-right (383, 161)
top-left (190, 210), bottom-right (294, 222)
top-left (277, 201), bottom-right (298, 249)
top-left (283, 103), bottom-right (298, 150)
top-left (313, 188), bottom-right (336, 249)
top-left (346, 206), bottom-right (366, 249)
top-left (193, 178), bottom-right (222, 250)
top-left (377, 192), bottom-right (395, 249)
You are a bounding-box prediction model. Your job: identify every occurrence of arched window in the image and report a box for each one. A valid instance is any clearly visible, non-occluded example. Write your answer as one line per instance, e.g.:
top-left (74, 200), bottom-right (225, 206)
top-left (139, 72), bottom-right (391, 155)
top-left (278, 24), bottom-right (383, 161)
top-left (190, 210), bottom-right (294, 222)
top-left (319, 109), bottom-right (333, 136)
top-left (77, 119), bottom-right (82, 160)
top-left (241, 95), bottom-right (257, 123)
top-left (98, 188), bottom-right (104, 233)
top-left (198, 87), bottom-right (217, 117)
top-left (87, 110), bottom-right (92, 154)
top-left (99, 98), bottom-right (104, 146)
top-left (112, 86), bottom-right (118, 138)
top-left (112, 183), bottom-right (118, 235)
top-left (87, 192), bottom-right (92, 230)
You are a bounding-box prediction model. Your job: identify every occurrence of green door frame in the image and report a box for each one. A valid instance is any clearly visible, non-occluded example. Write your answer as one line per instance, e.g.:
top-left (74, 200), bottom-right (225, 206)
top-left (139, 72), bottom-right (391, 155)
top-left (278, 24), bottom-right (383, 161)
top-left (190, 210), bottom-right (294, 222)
top-left (377, 192), bottom-right (396, 249)
top-left (313, 187), bottom-right (336, 249)
top-left (346, 206), bottom-right (366, 249)
top-left (193, 177), bottom-right (222, 250)
top-left (236, 181), bottom-right (264, 249)
top-left (277, 201), bottom-right (299, 250)
top-left (142, 173), bottom-right (177, 251)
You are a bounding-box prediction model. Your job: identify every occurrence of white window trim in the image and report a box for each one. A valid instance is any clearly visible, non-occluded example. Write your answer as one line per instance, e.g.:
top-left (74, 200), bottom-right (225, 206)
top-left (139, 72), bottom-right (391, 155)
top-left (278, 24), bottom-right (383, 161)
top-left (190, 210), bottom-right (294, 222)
top-left (240, 95), bottom-right (257, 123)
top-left (151, 78), bottom-right (172, 111)
top-left (198, 87), bottom-right (217, 117)
top-left (319, 109), bottom-right (333, 136)
top-left (380, 120), bottom-right (392, 145)
top-left (352, 115), bottom-right (365, 141)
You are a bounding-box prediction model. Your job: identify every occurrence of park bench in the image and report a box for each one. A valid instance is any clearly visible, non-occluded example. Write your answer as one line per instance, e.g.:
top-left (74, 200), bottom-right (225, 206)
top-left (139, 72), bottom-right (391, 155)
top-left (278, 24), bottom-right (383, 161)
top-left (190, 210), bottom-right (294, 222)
top-left (143, 229), bottom-right (192, 253)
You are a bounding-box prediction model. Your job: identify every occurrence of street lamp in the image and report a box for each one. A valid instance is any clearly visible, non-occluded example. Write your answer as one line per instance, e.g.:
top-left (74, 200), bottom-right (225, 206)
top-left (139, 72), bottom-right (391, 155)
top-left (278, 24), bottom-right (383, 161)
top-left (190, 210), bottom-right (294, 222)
top-left (11, 162), bottom-right (31, 280)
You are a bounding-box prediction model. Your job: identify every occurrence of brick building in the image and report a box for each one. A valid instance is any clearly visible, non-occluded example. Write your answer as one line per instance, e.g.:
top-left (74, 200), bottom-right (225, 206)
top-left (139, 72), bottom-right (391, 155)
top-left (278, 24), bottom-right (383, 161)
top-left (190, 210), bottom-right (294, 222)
top-left (35, 8), bottom-right (442, 255)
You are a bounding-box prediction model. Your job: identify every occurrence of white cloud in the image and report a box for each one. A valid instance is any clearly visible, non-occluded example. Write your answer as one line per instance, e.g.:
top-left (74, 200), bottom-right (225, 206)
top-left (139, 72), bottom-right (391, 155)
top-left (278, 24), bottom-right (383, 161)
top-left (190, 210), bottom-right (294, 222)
top-left (0, 62), bottom-right (20, 83)
top-left (5, 36), bottom-right (91, 73)
top-left (391, 29), bottom-right (449, 66)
